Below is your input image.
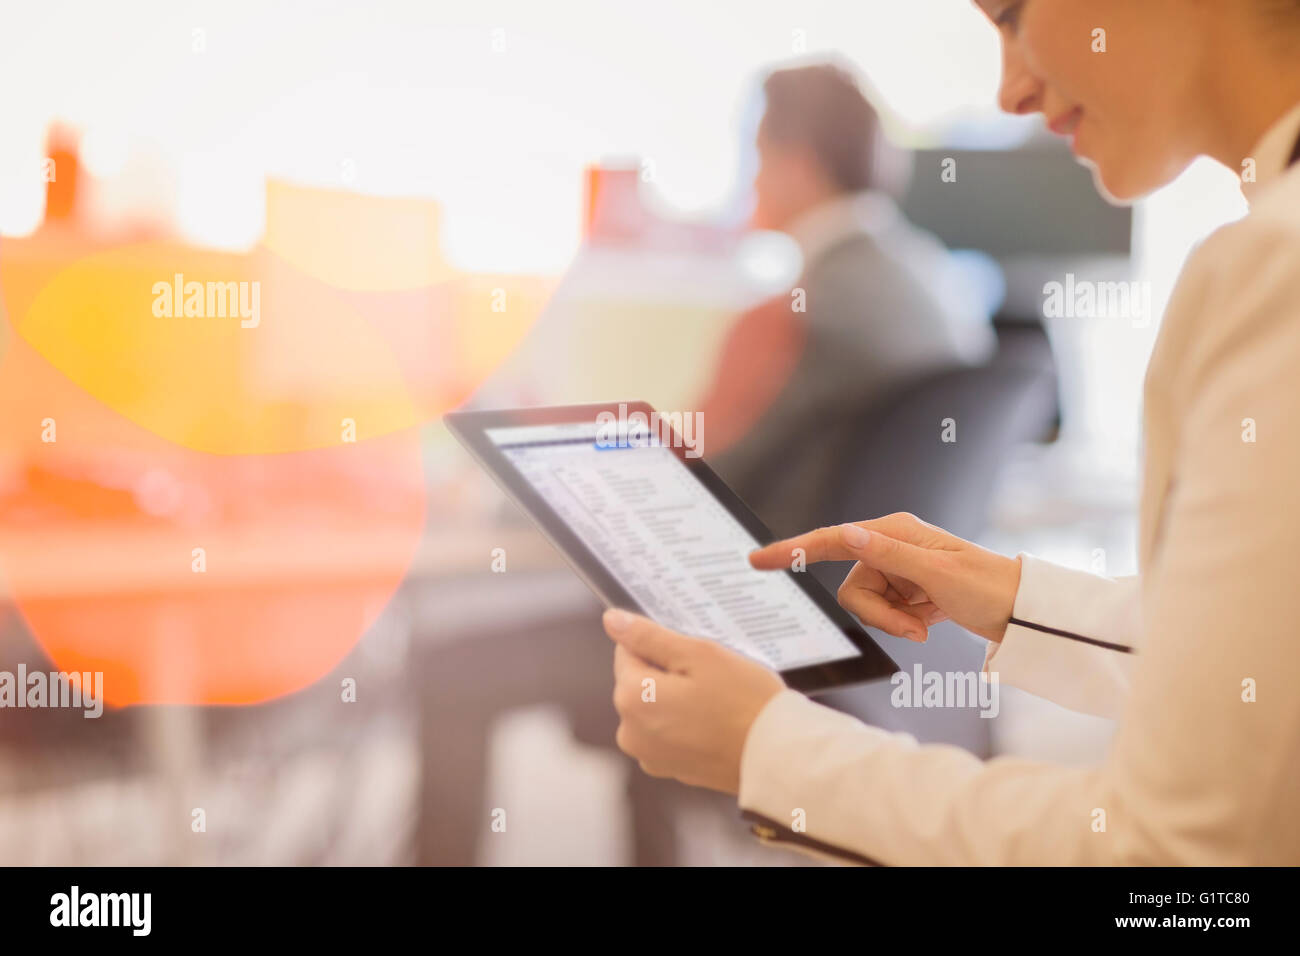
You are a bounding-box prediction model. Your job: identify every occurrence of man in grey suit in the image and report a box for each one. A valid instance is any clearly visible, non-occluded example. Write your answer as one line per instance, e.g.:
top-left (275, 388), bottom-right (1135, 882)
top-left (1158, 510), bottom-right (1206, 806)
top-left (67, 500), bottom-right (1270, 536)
top-left (699, 63), bottom-right (995, 538)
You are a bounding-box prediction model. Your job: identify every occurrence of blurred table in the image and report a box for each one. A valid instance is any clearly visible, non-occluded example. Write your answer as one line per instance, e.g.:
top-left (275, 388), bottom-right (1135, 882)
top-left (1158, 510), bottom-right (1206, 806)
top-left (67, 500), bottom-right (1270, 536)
top-left (0, 512), bottom-right (566, 864)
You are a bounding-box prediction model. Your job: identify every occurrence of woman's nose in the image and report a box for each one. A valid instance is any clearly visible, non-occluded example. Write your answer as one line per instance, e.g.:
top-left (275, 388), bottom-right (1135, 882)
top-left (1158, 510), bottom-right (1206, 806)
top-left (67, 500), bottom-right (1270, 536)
top-left (998, 41), bottom-right (1042, 116)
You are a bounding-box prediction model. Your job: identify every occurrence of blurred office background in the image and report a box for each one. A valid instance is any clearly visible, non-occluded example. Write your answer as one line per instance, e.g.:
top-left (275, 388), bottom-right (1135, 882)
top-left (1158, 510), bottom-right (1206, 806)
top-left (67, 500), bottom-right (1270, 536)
top-left (0, 0), bottom-right (1253, 864)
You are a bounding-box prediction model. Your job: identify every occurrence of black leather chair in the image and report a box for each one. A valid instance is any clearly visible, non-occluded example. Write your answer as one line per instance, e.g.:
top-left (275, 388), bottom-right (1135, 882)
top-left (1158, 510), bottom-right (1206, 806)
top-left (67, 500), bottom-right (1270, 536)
top-left (817, 330), bottom-right (1056, 535)
top-left (797, 321), bottom-right (1059, 752)
top-left (609, 323), bottom-right (1060, 864)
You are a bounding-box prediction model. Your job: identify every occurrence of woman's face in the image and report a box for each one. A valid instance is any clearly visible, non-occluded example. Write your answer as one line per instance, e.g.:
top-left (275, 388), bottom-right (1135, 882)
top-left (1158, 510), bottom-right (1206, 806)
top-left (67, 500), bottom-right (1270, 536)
top-left (977, 0), bottom-right (1212, 201)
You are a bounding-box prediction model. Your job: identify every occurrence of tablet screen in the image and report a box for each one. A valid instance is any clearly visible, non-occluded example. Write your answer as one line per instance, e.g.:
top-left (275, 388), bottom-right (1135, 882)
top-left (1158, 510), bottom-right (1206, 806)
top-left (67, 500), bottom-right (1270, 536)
top-left (486, 421), bottom-right (861, 671)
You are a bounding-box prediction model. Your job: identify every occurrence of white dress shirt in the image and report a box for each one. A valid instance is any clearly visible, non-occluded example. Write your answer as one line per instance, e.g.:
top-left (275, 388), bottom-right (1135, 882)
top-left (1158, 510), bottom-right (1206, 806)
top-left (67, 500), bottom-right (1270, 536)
top-left (737, 102), bottom-right (1300, 865)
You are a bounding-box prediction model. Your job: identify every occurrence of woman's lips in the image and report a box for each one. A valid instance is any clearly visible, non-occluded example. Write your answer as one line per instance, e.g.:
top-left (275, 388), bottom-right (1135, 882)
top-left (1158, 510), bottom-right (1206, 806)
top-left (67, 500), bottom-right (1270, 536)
top-left (1047, 107), bottom-right (1085, 155)
top-left (1047, 107), bottom-right (1084, 138)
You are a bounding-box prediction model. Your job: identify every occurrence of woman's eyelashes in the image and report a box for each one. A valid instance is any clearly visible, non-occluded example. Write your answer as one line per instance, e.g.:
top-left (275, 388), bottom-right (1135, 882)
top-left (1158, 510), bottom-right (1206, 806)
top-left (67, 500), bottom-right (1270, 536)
top-left (994, 1), bottom-right (1024, 33)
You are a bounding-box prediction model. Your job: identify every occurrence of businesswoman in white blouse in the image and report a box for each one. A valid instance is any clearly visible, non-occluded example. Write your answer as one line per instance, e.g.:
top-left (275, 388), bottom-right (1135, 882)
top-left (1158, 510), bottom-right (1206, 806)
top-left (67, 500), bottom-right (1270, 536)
top-left (601, 0), bottom-right (1300, 864)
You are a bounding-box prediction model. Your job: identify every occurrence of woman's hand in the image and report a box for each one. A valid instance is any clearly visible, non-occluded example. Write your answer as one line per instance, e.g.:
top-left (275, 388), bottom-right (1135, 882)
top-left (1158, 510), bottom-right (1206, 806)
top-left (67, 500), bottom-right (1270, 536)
top-left (602, 608), bottom-right (786, 795)
top-left (748, 512), bottom-right (1022, 643)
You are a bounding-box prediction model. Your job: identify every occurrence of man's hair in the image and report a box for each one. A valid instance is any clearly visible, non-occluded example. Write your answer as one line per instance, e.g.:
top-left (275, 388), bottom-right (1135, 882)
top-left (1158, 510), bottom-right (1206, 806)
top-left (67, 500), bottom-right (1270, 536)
top-left (760, 63), bottom-right (879, 192)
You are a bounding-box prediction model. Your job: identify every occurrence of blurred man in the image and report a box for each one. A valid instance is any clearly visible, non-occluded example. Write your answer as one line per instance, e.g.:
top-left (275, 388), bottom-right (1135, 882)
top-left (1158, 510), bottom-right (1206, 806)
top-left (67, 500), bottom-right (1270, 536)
top-left (699, 62), bottom-right (995, 537)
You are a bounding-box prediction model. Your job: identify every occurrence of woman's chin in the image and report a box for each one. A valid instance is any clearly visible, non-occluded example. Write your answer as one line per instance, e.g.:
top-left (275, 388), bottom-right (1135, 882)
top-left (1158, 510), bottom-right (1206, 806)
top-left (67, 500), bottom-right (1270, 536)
top-left (1086, 156), bottom-right (1155, 207)
top-left (1086, 150), bottom-right (1192, 206)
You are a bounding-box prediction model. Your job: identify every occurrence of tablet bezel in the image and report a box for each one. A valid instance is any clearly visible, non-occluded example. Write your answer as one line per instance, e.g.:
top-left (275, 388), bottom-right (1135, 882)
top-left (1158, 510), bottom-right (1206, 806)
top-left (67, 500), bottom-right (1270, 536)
top-left (444, 401), bottom-right (899, 694)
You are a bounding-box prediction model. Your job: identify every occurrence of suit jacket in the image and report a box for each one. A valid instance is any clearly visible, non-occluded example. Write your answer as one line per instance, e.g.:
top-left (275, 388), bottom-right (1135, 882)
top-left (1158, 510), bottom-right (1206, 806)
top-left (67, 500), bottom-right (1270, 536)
top-left (737, 104), bottom-right (1300, 865)
top-left (700, 195), bottom-right (993, 538)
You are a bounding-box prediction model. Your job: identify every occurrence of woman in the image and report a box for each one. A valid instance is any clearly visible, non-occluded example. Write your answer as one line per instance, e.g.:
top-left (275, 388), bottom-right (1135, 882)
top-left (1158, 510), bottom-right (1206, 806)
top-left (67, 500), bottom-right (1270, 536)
top-left (602, 0), bottom-right (1300, 865)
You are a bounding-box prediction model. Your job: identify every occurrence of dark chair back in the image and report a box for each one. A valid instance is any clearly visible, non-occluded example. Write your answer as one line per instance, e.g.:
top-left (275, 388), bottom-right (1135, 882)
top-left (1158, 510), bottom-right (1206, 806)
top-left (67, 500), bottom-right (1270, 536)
top-left (815, 343), bottom-right (1058, 538)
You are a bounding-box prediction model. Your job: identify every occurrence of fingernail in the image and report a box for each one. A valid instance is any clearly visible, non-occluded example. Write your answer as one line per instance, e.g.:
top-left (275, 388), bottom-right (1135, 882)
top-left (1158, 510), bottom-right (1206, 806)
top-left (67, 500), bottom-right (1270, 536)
top-left (906, 628), bottom-right (926, 642)
top-left (841, 524), bottom-right (869, 549)
top-left (927, 608), bottom-right (947, 625)
top-left (604, 608), bottom-right (634, 634)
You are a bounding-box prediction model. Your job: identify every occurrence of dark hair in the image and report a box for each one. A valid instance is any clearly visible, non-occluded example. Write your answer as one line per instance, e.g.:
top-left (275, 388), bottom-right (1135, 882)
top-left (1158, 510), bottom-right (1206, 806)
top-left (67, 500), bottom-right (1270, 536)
top-left (760, 63), bottom-right (879, 192)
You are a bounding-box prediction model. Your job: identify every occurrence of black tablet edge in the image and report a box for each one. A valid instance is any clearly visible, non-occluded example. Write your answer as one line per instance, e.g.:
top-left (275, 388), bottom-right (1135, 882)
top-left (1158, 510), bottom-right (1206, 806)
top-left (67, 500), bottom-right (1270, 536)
top-left (444, 402), bottom-right (900, 693)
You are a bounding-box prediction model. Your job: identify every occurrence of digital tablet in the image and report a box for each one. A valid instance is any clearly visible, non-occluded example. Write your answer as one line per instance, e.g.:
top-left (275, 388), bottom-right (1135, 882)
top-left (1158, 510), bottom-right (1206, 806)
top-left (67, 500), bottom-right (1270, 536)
top-left (445, 401), bottom-right (899, 693)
